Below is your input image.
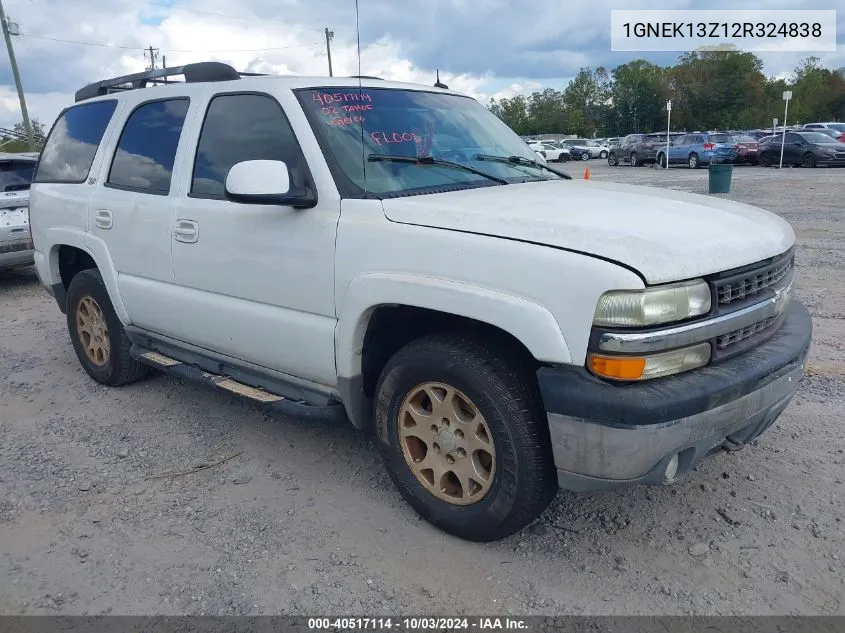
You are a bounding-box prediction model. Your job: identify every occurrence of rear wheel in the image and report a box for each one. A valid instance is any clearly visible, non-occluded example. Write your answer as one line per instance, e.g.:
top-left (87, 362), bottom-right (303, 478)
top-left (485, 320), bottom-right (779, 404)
top-left (802, 152), bottom-right (816, 168)
top-left (66, 269), bottom-right (149, 386)
top-left (374, 332), bottom-right (557, 542)
top-left (599, 150), bottom-right (608, 159)
top-left (581, 151), bottom-right (590, 161)
top-left (688, 153), bottom-right (700, 169)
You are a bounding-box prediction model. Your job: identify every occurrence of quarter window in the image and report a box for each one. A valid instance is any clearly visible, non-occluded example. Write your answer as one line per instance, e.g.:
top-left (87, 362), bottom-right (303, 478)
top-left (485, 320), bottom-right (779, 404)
top-left (191, 93), bottom-right (305, 198)
top-left (34, 100), bottom-right (117, 184)
top-left (107, 98), bottom-right (190, 194)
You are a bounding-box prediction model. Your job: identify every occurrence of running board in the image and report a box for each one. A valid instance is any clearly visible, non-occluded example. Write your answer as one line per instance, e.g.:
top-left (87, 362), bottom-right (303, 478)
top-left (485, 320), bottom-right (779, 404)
top-left (133, 347), bottom-right (348, 424)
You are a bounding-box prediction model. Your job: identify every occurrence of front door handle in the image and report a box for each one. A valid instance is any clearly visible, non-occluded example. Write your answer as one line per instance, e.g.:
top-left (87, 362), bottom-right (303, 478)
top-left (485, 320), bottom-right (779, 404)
top-left (94, 209), bottom-right (113, 230)
top-left (173, 219), bottom-right (198, 243)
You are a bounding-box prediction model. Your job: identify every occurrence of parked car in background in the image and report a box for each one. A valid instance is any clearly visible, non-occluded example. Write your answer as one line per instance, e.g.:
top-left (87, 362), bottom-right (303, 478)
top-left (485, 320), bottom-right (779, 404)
top-left (803, 122), bottom-right (845, 134)
top-left (758, 130), bottom-right (845, 168)
top-left (744, 130), bottom-right (775, 141)
top-left (656, 133), bottom-right (738, 168)
top-left (561, 139), bottom-right (608, 161)
top-left (526, 141), bottom-right (547, 160)
top-left (815, 128), bottom-right (845, 143)
top-left (607, 134), bottom-right (663, 166)
top-left (605, 137), bottom-right (621, 147)
top-left (541, 141), bottom-right (571, 162)
top-left (0, 153), bottom-right (38, 271)
top-left (730, 134), bottom-right (760, 165)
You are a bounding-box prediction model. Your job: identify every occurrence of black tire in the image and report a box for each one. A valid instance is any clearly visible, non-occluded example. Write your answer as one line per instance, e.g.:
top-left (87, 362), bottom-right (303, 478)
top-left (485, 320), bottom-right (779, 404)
top-left (802, 152), bottom-right (816, 168)
top-left (630, 152), bottom-right (639, 167)
top-left (66, 268), bottom-right (149, 387)
top-left (581, 151), bottom-right (590, 161)
top-left (599, 150), bottom-right (608, 159)
top-left (759, 152), bottom-right (772, 167)
top-left (688, 153), bottom-right (700, 169)
top-left (657, 152), bottom-right (667, 168)
top-left (607, 152), bottom-right (618, 166)
top-left (373, 332), bottom-right (557, 542)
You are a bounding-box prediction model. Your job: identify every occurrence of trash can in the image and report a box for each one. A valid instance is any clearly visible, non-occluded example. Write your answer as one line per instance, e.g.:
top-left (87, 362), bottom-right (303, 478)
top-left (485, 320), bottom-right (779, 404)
top-left (708, 161), bottom-right (733, 194)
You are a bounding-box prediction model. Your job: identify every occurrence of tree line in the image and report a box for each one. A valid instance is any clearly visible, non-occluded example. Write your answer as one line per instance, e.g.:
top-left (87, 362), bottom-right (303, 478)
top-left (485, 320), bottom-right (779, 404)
top-left (487, 52), bottom-right (845, 138)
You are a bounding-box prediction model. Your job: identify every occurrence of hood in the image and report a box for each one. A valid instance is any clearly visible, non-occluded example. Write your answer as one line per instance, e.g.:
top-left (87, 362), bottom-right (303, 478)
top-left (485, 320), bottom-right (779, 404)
top-left (381, 180), bottom-right (794, 284)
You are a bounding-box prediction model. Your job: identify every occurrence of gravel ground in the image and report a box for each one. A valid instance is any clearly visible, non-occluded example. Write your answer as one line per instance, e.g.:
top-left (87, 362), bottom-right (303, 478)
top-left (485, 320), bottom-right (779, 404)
top-left (1, 161), bottom-right (843, 616)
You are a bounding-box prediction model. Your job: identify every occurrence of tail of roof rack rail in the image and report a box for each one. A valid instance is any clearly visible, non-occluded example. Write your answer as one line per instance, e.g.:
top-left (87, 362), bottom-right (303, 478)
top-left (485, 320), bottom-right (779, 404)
top-left (74, 62), bottom-right (266, 102)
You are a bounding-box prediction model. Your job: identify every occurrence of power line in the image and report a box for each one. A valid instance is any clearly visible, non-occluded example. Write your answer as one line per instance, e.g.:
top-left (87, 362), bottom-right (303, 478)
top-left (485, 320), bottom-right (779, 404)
top-left (17, 32), bottom-right (325, 53)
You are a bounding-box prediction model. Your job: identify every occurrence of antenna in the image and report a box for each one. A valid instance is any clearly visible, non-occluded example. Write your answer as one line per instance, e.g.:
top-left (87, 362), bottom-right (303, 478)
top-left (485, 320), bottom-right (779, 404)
top-left (434, 69), bottom-right (448, 89)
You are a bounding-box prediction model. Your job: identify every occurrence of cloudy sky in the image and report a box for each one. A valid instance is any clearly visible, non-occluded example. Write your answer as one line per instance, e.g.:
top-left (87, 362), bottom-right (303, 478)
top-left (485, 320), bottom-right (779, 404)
top-left (1, 0), bottom-right (843, 129)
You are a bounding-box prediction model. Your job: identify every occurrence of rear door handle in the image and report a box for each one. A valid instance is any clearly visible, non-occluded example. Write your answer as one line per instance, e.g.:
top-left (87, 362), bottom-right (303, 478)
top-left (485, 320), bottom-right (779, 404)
top-left (173, 219), bottom-right (198, 243)
top-left (94, 209), bottom-right (113, 229)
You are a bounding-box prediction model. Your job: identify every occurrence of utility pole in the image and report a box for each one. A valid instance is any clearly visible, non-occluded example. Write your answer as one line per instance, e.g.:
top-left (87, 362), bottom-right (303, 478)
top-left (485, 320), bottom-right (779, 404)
top-left (145, 45), bottom-right (159, 71)
top-left (0, 0), bottom-right (34, 151)
top-left (324, 27), bottom-right (334, 77)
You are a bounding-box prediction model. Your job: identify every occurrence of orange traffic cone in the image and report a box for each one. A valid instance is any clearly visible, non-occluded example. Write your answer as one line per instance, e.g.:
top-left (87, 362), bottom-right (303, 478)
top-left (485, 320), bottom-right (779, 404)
top-left (584, 167), bottom-right (590, 180)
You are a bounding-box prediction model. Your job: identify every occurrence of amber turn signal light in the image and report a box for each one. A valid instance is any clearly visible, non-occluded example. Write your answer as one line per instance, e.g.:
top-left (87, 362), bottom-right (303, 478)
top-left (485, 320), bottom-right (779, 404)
top-left (588, 354), bottom-right (646, 380)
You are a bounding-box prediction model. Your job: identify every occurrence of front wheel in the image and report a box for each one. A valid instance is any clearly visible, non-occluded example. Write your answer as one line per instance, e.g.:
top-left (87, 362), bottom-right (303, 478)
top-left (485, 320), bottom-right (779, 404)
top-left (607, 152), bottom-right (619, 166)
top-left (374, 333), bottom-right (557, 542)
top-left (759, 152), bottom-right (772, 167)
top-left (630, 152), bottom-right (639, 167)
top-left (599, 150), bottom-right (608, 159)
top-left (657, 152), bottom-right (667, 168)
top-left (802, 152), bottom-right (817, 168)
top-left (66, 269), bottom-right (149, 387)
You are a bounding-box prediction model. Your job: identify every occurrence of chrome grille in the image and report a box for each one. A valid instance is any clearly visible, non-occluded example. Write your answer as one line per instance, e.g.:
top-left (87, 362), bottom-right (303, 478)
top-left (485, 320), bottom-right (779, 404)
top-left (717, 257), bottom-right (792, 304)
top-left (716, 316), bottom-right (778, 349)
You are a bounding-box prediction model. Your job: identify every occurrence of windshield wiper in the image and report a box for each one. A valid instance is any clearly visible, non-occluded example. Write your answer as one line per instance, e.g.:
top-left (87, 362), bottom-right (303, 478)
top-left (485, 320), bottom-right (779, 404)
top-left (367, 153), bottom-right (508, 185)
top-left (474, 154), bottom-right (572, 180)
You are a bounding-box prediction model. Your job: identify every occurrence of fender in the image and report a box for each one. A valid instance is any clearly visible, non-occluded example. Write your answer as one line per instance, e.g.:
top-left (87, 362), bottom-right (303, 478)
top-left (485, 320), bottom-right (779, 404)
top-left (335, 272), bottom-right (572, 427)
top-left (42, 227), bottom-right (131, 324)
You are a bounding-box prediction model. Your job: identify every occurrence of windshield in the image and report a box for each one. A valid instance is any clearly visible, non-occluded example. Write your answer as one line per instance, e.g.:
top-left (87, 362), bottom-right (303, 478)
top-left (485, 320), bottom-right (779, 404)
top-left (0, 159), bottom-right (36, 192)
top-left (800, 132), bottom-right (841, 144)
top-left (297, 87), bottom-right (562, 198)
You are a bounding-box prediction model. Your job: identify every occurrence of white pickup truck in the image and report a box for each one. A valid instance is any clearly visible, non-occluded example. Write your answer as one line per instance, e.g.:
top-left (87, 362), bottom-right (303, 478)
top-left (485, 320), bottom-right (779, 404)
top-left (30, 62), bottom-right (812, 542)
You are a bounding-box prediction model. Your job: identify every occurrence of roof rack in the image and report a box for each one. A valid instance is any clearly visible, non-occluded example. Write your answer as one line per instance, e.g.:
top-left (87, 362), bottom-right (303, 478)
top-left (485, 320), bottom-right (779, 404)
top-left (74, 61), bottom-right (264, 103)
top-left (348, 75), bottom-right (384, 80)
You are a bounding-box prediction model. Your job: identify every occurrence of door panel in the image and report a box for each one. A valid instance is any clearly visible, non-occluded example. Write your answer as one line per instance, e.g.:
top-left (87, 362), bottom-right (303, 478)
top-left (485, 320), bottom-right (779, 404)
top-left (88, 97), bottom-right (192, 332)
top-left (171, 92), bottom-right (339, 386)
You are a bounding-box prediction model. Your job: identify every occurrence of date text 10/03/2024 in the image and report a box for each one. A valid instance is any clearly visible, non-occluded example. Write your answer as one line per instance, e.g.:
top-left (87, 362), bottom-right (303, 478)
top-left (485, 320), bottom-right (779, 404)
top-left (307, 617), bottom-right (529, 630)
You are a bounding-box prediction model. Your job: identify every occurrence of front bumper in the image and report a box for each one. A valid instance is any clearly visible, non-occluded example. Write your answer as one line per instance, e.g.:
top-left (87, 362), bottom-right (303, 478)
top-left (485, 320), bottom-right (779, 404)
top-left (0, 238), bottom-right (34, 269)
top-left (538, 300), bottom-right (812, 492)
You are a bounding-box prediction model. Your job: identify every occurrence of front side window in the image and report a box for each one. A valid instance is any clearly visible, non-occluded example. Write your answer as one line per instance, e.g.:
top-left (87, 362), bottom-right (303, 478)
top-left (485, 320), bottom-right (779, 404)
top-left (191, 93), bottom-right (306, 198)
top-left (297, 87), bottom-right (563, 198)
top-left (107, 98), bottom-right (190, 194)
top-left (34, 100), bottom-right (117, 184)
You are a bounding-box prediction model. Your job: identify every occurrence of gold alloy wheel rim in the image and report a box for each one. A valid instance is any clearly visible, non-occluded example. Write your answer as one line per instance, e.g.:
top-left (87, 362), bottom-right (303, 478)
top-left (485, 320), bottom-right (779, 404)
top-left (76, 296), bottom-right (110, 367)
top-left (397, 382), bottom-right (496, 505)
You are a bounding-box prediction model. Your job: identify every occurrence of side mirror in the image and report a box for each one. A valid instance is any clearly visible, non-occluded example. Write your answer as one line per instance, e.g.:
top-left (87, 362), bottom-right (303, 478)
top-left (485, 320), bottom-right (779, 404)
top-left (224, 160), bottom-right (317, 208)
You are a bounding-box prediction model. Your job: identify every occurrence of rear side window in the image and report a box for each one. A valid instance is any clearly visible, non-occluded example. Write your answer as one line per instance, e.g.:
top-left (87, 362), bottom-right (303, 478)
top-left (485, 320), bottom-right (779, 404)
top-left (34, 100), bottom-right (117, 184)
top-left (190, 93), bottom-right (306, 198)
top-left (107, 98), bottom-right (190, 195)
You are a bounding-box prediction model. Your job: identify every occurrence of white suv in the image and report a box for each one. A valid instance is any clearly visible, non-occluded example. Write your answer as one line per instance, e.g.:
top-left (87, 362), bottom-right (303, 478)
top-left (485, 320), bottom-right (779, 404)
top-left (30, 62), bottom-right (812, 542)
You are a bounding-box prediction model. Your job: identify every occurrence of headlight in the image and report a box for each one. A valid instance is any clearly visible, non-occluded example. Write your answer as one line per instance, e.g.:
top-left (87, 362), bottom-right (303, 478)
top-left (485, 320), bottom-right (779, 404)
top-left (593, 279), bottom-right (711, 327)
